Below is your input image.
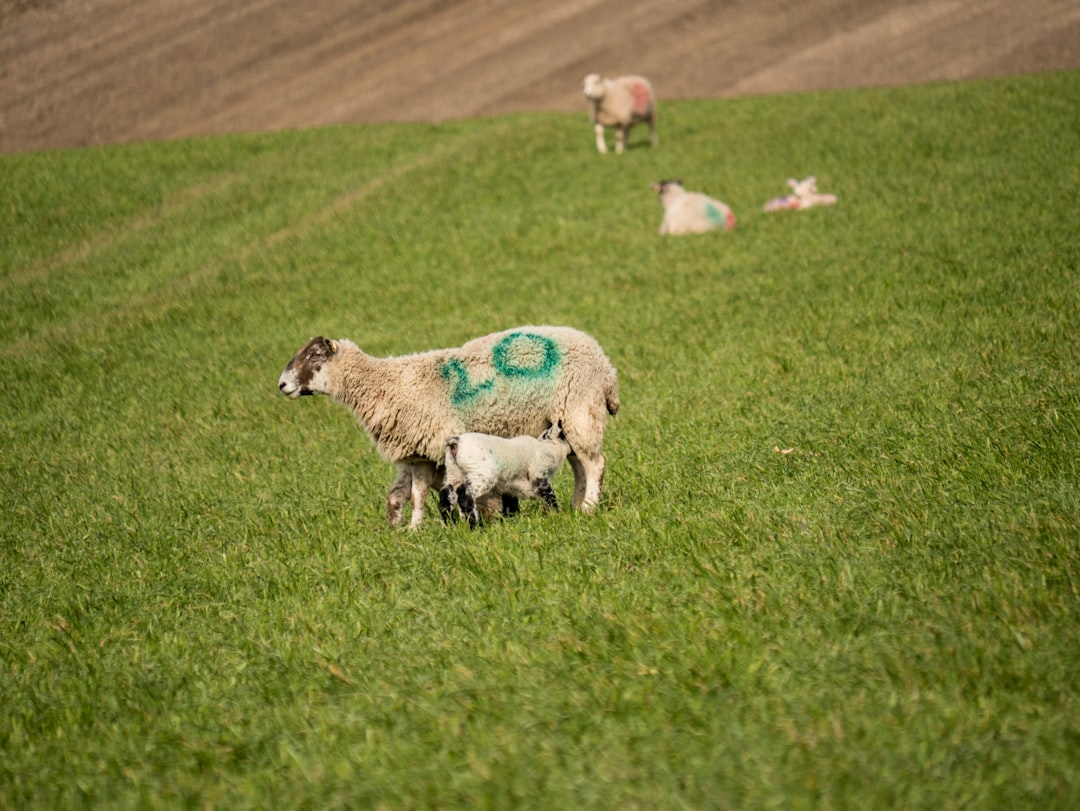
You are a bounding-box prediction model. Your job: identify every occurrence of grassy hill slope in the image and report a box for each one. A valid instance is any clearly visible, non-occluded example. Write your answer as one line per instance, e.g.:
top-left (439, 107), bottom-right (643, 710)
top-left (1, 71), bottom-right (1078, 808)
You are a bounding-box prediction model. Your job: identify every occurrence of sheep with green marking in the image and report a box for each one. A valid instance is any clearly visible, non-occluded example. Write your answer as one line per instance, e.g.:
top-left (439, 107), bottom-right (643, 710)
top-left (278, 326), bottom-right (619, 529)
top-left (652, 179), bottom-right (736, 236)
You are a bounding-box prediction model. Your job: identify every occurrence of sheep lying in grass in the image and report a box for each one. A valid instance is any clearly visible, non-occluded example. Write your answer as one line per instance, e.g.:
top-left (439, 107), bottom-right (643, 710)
top-left (583, 73), bottom-right (658, 154)
top-left (278, 326), bottom-right (619, 529)
top-left (763, 176), bottom-right (838, 212)
top-left (439, 423), bottom-right (571, 527)
top-left (652, 179), bottom-right (736, 235)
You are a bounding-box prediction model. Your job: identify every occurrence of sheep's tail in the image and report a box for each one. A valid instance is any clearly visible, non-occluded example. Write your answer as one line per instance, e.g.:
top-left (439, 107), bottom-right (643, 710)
top-left (605, 375), bottom-right (620, 416)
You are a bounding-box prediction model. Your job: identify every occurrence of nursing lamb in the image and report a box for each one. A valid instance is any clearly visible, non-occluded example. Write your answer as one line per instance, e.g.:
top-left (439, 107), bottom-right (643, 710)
top-left (440, 424), bottom-right (571, 527)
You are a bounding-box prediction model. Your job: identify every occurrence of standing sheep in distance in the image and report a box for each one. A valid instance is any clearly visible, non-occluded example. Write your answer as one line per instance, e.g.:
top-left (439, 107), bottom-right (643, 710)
top-left (652, 179), bottom-right (736, 235)
top-left (763, 176), bottom-right (838, 212)
top-left (440, 423), bottom-right (572, 528)
top-left (583, 73), bottom-right (658, 154)
top-left (277, 326), bottom-right (619, 529)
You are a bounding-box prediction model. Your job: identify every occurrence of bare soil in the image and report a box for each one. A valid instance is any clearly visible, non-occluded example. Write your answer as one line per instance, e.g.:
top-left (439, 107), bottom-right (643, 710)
top-left (1, 0), bottom-right (1078, 154)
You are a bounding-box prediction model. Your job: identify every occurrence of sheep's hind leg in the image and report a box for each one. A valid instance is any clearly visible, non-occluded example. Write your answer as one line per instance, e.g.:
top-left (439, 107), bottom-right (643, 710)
top-left (386, 463), bottom-right (413, 527)
top-left (568, 453), bottom-right (605, 512)
top-left (614, 127), bottom-right (626, 154)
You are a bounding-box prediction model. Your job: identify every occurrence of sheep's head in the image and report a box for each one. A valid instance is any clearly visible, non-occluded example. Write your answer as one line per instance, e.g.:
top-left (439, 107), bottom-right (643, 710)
top-left (583, 74), bottom-right (606, 101)
top-left (651, 179), bottom-right (684, 202)
top-left (278, 336), bottom-right (339, 398)
top-left (790, 176), bottom-right (818, 197)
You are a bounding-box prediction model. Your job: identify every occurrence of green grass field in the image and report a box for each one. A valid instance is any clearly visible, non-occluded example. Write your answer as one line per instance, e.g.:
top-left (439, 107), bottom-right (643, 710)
top-left (2, 70), bottom-right (1078, 809)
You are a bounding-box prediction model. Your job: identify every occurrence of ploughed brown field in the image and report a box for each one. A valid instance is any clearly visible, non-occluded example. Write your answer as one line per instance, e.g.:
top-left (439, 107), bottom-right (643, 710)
top-left (1, 0), bottom-right (1078, 154)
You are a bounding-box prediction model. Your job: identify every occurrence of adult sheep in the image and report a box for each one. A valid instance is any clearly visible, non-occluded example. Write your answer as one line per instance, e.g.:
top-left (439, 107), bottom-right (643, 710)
top-left (583, 73), bottom-right (658, 154)
top-left (277, 326), bottom-right (620, 529)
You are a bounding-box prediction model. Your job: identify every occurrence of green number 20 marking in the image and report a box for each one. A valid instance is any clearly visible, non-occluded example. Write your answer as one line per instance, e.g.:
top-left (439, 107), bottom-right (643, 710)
top-left (441, 332), bottom-right (561, 407)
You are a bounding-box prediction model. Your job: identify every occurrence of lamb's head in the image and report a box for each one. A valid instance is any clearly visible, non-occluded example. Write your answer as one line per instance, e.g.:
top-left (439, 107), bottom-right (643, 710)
top-left (278, 336), bottom-right (339, 398)
top-left (583, 73), bottom-right (607, 101)
top-left (790, 176), bottom-right (818, 198)
top-left (539, 421), bottom-right (572, 459)
top-left (651, 179), bottom-right (685, 203)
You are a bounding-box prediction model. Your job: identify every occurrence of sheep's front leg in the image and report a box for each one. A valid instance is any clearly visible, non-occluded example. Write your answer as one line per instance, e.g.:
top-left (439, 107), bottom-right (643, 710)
top-left (408, 462), bottom-right (438, 530)
top-left (568, 453), bottom-right (606, 512)
top-left (648, 118), bottom-right (659, 147)
top-left (594, 123), bottom-right (608, 154)
top-left (386, 463), bottom-right (413, 527)
top-left (458, 485), bottom-right (482, 529)
top-left (438, 486), bottom-right (456, 523)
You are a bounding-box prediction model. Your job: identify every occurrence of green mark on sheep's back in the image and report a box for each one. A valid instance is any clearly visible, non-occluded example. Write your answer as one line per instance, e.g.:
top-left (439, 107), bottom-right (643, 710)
top-left (440, 358), bottom-right (495, 407)
top-left (705, 203), bottom-right (726, 227)
top-left (439, 332), bottom-right (561, 410)
top-left (492, 332), bottom-right (561, 379)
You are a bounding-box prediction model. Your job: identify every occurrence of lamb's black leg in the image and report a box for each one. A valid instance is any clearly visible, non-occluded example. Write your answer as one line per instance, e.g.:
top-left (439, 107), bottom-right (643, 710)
top-left (536, 479), bottom-right (559, 511)
top-left (458, 485), bottom-right (482, 529)
top-left (501, 494), bottom-right (520, 516)
top-left (438, 486), bottom-right (455, 523)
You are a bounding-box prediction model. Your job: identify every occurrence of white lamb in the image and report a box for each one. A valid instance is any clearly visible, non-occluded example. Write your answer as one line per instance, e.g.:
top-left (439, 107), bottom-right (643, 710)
top-left (440, 423), bottom-right (571, 527)
top-left (763, 176), bottom-right (838, 212)
top-left (652, 179), bottom-right (736, 235)
top-left (278, 326), bottom-right (619, 529)
top-left (583, 73), bottom-right (658, 154)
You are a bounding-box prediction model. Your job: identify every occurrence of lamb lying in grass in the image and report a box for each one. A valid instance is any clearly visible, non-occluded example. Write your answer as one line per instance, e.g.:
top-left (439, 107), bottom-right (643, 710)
top-left (583, 73), bottom-right (658, 154)
top-left (763, 176), bottom-right (837, 212)
top-left (440, 423), bottom-right (571, 528)
top-left (652, 179), bottom-right (736, 235)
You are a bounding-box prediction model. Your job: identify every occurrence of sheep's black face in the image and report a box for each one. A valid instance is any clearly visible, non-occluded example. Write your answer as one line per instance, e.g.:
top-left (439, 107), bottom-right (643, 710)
top-left (278, 336), bottom-right (337, 398)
